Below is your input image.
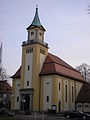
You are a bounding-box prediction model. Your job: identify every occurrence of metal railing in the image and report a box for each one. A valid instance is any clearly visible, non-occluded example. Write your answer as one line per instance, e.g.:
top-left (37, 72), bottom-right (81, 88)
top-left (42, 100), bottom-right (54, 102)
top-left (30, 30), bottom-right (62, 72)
top-left (22, 39), bottom-right (48, 47)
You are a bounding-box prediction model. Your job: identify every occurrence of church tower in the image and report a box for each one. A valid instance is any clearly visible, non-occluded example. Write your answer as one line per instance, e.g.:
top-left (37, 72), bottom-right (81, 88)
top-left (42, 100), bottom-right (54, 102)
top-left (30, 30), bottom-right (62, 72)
top-left (20, 6), bottom-right (48, 111)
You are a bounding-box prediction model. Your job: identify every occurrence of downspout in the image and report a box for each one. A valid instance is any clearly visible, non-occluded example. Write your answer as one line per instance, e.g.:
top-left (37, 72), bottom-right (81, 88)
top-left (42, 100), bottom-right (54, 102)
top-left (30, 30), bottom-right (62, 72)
top-left (39, 76), bottom-right (41, 112)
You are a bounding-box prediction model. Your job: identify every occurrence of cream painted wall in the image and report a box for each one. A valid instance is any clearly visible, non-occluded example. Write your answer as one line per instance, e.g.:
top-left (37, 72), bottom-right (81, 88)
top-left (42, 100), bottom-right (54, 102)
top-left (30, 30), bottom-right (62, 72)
top-left (43, 77), bottom-right (52, 111)
top-left (28, 28), bottom-right (43, 41)
top-left (40, 53), bottom-right (45, 72)
top-left (76, 82), bottom-right (83, 97)
top-left (76, 103), bottom-right (90, 112)
top-left (38, 30), bottom-right (43, 41)
top-left (14, 79), bottom-right (20, 110)
top-left (29, 30), bottom-right (35, 40)
top-left (58, 78), bottom-right (62, 111)
top-left (83, 103), bottom-right (90, 112)
top-left (71, 81), bottom-right (75, 110)
top-left (24, 53), bottom-right (33, 88)
top-left (76, 103), bottom-right (83, 111)
top-left (64, 80), bottom-right (69, 111)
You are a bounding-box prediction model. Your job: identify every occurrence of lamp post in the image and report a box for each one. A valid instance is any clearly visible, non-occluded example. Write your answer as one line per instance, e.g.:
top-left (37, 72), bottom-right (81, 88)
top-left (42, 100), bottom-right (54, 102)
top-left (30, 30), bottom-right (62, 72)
top-left (22, 99), bottom-right (26, 111)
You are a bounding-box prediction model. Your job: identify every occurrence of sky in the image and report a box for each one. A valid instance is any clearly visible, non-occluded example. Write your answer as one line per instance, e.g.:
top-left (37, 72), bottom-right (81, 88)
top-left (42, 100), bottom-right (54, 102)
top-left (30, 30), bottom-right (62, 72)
top-left (0, 0), bottom-right (90, 76)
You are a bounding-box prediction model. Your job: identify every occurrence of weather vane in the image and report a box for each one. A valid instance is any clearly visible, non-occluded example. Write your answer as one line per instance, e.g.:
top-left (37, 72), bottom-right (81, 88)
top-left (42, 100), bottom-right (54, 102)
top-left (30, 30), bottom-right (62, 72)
top-left (36, 0), bottom-right (38, 8)
top-left (36, 5), bottom-right (38, 8)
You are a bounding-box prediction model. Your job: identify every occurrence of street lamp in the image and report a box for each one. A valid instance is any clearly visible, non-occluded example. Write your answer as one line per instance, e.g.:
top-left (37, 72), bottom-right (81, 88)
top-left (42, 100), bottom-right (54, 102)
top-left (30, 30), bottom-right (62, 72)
top-left (22, 99), bottom-right (26, 111)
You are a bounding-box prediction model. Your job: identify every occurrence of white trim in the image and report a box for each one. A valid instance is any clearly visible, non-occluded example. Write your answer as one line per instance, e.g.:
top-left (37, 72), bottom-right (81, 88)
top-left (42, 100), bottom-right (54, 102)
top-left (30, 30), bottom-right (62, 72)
top-left (43, 77), bottom-right (52, 111)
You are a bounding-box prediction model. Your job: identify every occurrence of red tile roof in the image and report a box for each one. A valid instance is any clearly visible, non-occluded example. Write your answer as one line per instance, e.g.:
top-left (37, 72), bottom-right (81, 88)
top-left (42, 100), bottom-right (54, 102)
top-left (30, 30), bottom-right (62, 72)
top-left (11, 66), bottom-right (21, 78)
top-left (0, 80), bottom-right (12, 93)
top-left (75, 83), bottom-right (90, 103)
top-left (40, 53), bottom-right (84, 82)
top-left (11, 53), bottom-right (84, 82)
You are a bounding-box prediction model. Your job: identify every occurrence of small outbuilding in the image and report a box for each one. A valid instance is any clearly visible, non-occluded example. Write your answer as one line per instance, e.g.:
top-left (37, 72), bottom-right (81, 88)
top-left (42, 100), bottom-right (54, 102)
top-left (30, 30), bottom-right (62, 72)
top-left (76, 83), bottom-right (90, 113)
top-left (0, 80), bottom-right (12, 109)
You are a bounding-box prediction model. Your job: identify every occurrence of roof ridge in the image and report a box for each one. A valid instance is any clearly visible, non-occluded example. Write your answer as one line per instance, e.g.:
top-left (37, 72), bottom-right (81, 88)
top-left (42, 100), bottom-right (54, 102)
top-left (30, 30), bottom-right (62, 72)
top-left (48, 53), bottom-right (79, 73)
top-left (44, 61), bottom-right (80, 74)
top-left (48, 53), bottom-right (73, 67)
top-left (11, 66), bottom-right (21, 78)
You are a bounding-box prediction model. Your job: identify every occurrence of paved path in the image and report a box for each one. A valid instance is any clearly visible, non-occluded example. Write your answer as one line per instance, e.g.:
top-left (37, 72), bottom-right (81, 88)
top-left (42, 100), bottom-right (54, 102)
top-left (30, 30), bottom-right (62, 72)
top-left (14, 113), bottom-right (77, 120)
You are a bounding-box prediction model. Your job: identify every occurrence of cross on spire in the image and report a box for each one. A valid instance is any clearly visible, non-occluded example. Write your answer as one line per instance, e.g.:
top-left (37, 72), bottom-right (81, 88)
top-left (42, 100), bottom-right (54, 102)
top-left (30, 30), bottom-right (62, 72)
top-left (36, 5), bottom-right (38, 8)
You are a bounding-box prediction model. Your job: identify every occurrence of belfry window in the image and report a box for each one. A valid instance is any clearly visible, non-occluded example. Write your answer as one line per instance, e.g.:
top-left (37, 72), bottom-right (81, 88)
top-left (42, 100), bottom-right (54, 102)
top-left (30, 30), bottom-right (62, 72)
top-left (31, 31), bottom-right (34, 35)
top-left (26, 48), bottom-right (33, 53)
top-left (39, 32), bottom-right (42, 36)
top-left (40, 49), bottom-right (45, 55)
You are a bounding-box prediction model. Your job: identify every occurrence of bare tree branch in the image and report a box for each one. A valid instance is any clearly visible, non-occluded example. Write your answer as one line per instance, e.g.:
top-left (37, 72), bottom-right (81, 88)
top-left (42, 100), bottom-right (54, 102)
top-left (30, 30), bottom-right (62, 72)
top-left (76, 63), bottom-right (90, 83)
top-left (0, 41), bottom-right (7, 81)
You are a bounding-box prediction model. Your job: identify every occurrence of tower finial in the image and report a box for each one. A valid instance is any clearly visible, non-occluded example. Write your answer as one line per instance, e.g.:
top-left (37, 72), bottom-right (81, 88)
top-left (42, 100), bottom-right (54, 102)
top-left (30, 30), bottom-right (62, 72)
top-left (36, 4), bottom-right (38, 8)
top-left (26, 4), bottom-right (45, 31)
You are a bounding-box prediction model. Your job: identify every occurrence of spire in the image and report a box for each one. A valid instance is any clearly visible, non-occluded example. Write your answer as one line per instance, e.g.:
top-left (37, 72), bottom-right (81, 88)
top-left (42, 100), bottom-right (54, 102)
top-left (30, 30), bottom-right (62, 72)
top-left (27, 6), bottom-right (45, 31)
top-left (31, 5), bottom-right (41, 26)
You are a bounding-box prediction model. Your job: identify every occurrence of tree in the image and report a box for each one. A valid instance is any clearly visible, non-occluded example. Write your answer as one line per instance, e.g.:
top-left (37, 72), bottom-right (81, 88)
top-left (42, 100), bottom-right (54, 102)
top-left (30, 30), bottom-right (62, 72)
top-left (88, 4), bottom-right (90, 14)
top-left (76, 63), bottom-right (90, 83)
top-left (0, 41), bottom-right (6, 81)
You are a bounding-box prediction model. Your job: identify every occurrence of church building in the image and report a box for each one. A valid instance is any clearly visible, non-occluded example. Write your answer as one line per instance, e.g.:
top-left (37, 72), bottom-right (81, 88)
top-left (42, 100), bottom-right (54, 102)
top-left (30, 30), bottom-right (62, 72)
top-left (11, 6), bottom-right (85, 112)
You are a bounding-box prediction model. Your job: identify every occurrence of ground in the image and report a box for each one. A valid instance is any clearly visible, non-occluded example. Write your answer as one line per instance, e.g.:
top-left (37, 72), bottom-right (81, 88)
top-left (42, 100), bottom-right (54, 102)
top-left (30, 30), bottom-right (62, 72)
top-left (0, 112), bottom-right (87, 120)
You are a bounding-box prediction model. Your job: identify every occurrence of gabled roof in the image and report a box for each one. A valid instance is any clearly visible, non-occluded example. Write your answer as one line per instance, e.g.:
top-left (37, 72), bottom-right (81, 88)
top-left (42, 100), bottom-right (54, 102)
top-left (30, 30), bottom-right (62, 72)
top-left (75, 83), bottom-right (90, 103)
top-left (27, 7), bottom-right (45, 31)
top-left (11, 66), bottom-right (21, 78)
top-left (40, 53), bottom-right (84, 82)
top-left (0, 80), bottom-right (12, 93)
top-left (12, 53), bottom-right (84, 82)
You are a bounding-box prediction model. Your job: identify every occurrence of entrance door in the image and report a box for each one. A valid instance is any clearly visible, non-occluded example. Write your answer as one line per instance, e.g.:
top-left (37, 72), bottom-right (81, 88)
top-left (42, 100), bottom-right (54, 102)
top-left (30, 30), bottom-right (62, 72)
top-left (21, 95), bottom-right (30, 111)
top-left (24, 95), bottom-right (30, 111)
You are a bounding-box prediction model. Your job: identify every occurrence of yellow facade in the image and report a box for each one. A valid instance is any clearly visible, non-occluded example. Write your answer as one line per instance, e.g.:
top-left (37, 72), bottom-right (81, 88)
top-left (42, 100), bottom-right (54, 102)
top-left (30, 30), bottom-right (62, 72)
top-left (69, 80), bottom-right (71, 110)
top-left (32, 44), bottom-right (48, 110)
top-left (62, 77), bottom-right (65, 111)
top-left (52, 75), bottom-right (58, 111)
top-left (75, 81), bottom-right (77, 99)
top-left (39, 75), bottom-right (83, 112)
top-left (11, 64), bottom-right (83, 111)
top-left (21, 43), bottom-right (48, 111)
top-left (40, 76), bottom-right (44, 111)
top-left (21, 46), bottom-right (26, 89)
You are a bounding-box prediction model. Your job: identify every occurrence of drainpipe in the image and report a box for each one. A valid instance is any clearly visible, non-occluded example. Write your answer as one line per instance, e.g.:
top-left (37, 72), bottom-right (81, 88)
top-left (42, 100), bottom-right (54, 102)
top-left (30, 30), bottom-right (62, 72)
top-left (39, 76), bottom-right (41, 112)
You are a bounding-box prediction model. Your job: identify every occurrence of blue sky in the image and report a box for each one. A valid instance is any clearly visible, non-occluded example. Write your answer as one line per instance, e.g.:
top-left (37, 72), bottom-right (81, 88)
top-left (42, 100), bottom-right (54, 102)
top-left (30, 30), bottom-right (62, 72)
top-left (0, 0), bottom-right (90, 76)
